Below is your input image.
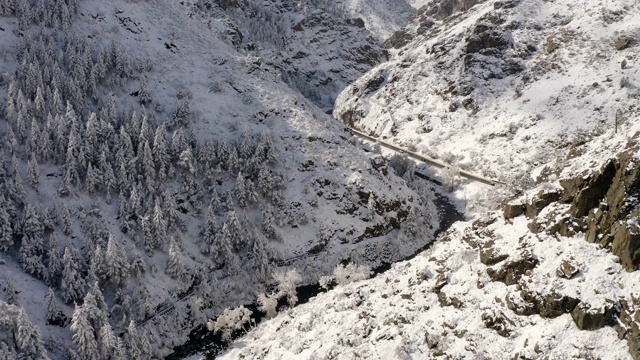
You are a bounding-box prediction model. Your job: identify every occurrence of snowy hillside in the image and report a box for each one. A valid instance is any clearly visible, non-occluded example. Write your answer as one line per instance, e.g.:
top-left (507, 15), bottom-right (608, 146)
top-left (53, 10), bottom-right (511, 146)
top-left (0, 1), bottom-right (436, 359)
top-left (335, 0), bottom-right (640, 195)
top-left (186, 0), bottom-right (417, 110)
top-left (211, 0), bottom-right (640, 359)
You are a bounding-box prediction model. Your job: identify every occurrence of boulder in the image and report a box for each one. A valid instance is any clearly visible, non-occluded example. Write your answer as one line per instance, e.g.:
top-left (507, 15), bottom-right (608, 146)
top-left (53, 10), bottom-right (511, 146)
top-left (487, 250), bottom-right (538, 285)
top-left (524, 190), bottom-right (561, 218)
top-left (555, 259), bottom-right (579, 279)
top-left (611, 222), bottom-right (640, 271)
top-left (503, 202), bottom-right (525, 219)
top-left (569, 160), bottom-right (617, 217)
top-left (538, 292), bottom-right (579, 318)
top-left (571, 302), bottom-right (618, 330)
top-left (480, 239), bottom-right (509, 265)
top-left (614, 35), bottom-right (633, 51)
top-left (482, 311), bottom-right (513, 337)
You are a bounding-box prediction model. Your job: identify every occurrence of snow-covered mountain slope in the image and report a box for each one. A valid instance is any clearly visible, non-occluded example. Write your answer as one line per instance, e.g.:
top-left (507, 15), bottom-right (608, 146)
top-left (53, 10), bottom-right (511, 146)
top-left (335, 0), bottom-right (640, 193)
top-left (0, 1), bottom-right (435, 359)
top-left (187, 0), bottom-right (417, 110)
top-left (208, 1), bottom-right (640, 359)
top-left (218, 209), bottom-right (637, 359)
top-left (217, 121), bottom-right (640, 359)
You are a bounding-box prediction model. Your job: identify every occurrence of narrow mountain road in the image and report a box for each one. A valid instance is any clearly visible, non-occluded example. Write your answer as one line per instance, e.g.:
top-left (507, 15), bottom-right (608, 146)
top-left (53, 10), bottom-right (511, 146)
top-left (348, 127), bottom-right (507, 186)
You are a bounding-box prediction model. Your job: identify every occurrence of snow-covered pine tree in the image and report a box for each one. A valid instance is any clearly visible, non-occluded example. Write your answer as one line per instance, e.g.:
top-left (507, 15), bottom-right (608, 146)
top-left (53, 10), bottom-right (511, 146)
top-left (16, 308), bottom-right (49, 360)
top-left (139, 75), bottom-right (151, 105)
top-left (61, 246), bottom-right (86, 304)
top-left (171, 99), bottom-right (191, 128)
top-left (63, 205), bottom-right (73, 236)
top-left (261, 205), bottom-right (278, 240)
top-left (99, 323), bottom-right (118, 359)
top-left (20, 204), bottom-right (47, 279)
top-left (226, 210), bottom-right (246, 251)
top-left (105, 234), bottom-right (129, 288)
top-left (178, 147), bottom-right (196, 176)
top-left (46, 233), bottom-right (63, 286)
top-left (85, 163), bottom-right (102, 194)
top-left (153, 125), bottom-right (168, 181)
top-left (0, 199), bottom-right (13, 252)
top-left (217, 135), bottom-right (230, 170)
top-left (88, 245), bottom-right (107, 285)
top-left (46, 287), bottom-right (64, 326)
top-left (130, 251), bottom-right (145, 280)
top-left (70, 299), bottom-right (99, 360)
top-left (4, 272), bottom-right (18, 305)
top-left (166, 237), bottom-right (184, 279)
top-left (235, 172), bottom-right (247, 207)
top-left (27, 154), bottom-right (39, 187)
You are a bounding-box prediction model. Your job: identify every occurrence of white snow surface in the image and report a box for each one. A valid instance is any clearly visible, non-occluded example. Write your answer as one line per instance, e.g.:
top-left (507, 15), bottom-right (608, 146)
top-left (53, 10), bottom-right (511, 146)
top-left (217, 212), bottom-right (637, 359)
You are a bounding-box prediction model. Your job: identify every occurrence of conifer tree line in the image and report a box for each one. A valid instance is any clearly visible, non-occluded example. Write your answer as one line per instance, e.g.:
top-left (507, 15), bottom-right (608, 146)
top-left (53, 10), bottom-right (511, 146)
top-left (0, 1), bottom-right (291, 358)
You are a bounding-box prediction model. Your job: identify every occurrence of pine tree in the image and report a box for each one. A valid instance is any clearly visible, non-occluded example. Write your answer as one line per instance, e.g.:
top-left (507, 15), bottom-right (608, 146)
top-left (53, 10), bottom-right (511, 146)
top-left (5, 272), bottom-right (18, 305)
top-left (0, 201), bottom-right (13, 252)
top-left (16, 308), bottom-right (49, 360)
top-left (217, 136), bottom-right (230, 169)
top-left (141, 141), bottom-right (155, 187)
top-left (63, 205), bottom-right (73, 236)
top-left (105, 234), bottom-right (129, 288)
top-left (71, 300), bottom-right (99, 360)
top-left (20, 205), bottom-right (47, 279)
top-left (261, 205), bottom-right (277, 240)
top-left (26, 155), bottom-right (39, 187)
top-left (46, 288), bottom-right (64, 326)
top-left (100, 323), bottom-right (118, 359)
top-left (88, 245), bottom-right (107, 285)
top-left (367, 192), bottom-right (376, 221)
top-left (85, 163), bottom-right (102, 194)
top-left (61, 246), bottom-right (86, 304)
top-left (239, 128), bottom-right (255, 160)
top-left (201, 204), bottom-right (216, 254)
top-left (130, 251), bottom-right (145, 280)
top-left (226, 210), bottom-right (245, 251)
top-left (210, 190), bottom-right (222, 214)
top-left (153, 125), bottom-right (168, 181)
top-left (235, 172), bottom-right (247, 208)
top-left (171, 100), bottom-right (191, 127)
top-left (178, 147), bottom-right (196, 175)
top-left (125, 321), bottom-right (144, 360)
top-left (139, 75), bottom-right (151, 105)
top-left (166, 238), bottom-right (184, 279)
top-left (152, 200), bottom-right (166, 248)
top-left (47, 233), bottom-right (63, 286)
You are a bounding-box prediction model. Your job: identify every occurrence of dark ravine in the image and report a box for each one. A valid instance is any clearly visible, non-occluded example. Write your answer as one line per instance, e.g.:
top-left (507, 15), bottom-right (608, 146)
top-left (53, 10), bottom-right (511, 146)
top-left (167, 188), bottom-right (464, 360)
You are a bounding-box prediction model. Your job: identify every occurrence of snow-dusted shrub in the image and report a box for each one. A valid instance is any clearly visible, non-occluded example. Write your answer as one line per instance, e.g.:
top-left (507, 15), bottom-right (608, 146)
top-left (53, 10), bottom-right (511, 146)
top-left (442, 165), bottom-right (461, 192)
top-left (257, 293), bottom-right (278, 319)
top-left (333, 263), bottom-right (372, 285)
top-left (273, 269), bottom-right (302, 306)
top-left (207, 306), bottom-right (252, 342)
top-left (388, 154), bottom-right (413, 177)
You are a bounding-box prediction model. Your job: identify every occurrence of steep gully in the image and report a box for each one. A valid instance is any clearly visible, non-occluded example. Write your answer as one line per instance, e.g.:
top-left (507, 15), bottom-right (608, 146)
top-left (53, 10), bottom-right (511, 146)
top-left (168, 172), bottom-right (467, 359)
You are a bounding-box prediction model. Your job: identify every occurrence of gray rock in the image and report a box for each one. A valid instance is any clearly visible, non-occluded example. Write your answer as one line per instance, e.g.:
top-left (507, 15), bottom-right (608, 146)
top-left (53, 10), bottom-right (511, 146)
top-left (571, 302), bottom-right (618, 330)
